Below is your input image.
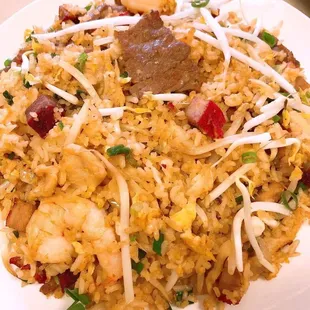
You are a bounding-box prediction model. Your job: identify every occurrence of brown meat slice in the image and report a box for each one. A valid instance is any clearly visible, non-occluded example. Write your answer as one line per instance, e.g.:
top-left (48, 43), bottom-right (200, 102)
top-left (116, 11), bottom-right (203, 97)
top-left (25, 95), bottom-right (59, 139)
top-left (295, 76), bottom-right (310, 91)
top-left (6, 201), bottom-right (36, 232)
top-left (273, 44), bottom-right (300, 68)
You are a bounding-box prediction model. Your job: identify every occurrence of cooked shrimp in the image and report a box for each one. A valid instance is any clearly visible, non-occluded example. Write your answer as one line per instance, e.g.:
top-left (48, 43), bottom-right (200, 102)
top-left (26, 194), bottom-right (122, 281)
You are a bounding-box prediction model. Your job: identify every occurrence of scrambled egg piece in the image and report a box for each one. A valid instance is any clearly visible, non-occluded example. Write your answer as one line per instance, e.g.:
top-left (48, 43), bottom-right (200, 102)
top-left (60, 144), bottom-right (107, 192)
top-left (121, 0), bottom-right (176, 14)
top-left (170, 203), bottom-right (196, 231)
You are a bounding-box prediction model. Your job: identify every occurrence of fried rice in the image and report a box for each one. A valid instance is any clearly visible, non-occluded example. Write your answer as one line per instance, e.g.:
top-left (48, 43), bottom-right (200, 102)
top-left (1, 0), bottom-right (310, 309)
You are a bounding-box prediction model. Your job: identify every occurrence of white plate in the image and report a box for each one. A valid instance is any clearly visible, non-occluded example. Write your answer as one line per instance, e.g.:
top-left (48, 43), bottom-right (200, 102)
top-left (1, 1), bottom-right (310, 309)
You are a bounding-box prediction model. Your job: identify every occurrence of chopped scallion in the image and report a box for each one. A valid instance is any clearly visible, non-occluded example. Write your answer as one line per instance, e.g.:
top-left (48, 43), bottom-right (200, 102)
top-left (75, 52), bottom-right (88, 73)
top-left (153, 232), bottom-right (164, 256)
top-left (4, 59), bottom-right (12, 67)
top-left (85, 4), bottom-right (92, 11)
top-left (131, 259), bottom-right (144, 274)
top-left (125, 151), bottom-right (139, 167)
top-left (25, 31), bottom-right (34, 43)
top-left (280, 190), bottom-right (298, 210)
top-left (58, 121), bottom-right (64, 130)
top-left (3, 90), bottom-right (14, 105)
top-left (176, 291), bottom-right (184, 302)
top-left (242, 152), bottom-right (257, 164)
top-left (260, 31), bottom-right (277, 48)
top-left (107, 144), bottom-right (131, 157)
top-left (130, 235), bottom-right (137, 242)
top-left (295, 181), bottom-right (308, 194)
top-left (191, 0), bottom-right (210, 8)
top-left (23, 79), bottom-right (32, 89)
top-left (120, 71), bottom-right (129, 78)
top-left (272, 115), bottom-right (281, 123)
top-left (66, 289), bottom-right (90, 309)
top-left (235, 196), bottom-right (243, 204)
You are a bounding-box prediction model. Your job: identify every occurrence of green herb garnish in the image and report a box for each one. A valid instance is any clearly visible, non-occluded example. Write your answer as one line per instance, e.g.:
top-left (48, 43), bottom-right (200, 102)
top-left (260, 31), bottom-right (277, 48)
top-left (51, 53), bottom-right (57, 58)
top-left (279, 92), bottom-right (290, 97)
top-left (191, 0), bottom-right (210, 8)
top-left (65, 288), bottom-right (90, 310)
top-left (242, 152), bottom-right (257, 164)
top-left (75, 52), bottom-right (88, 73)
top-left (13, 231), bottom-right (19, 238)
top-left (4, 59), bottom-right (12, 67)
top-left (138, 249), bottom-right (147, 260)
top-left (295, 181), bottom-right (308, 194)
top-left (272, 115), bottom-right (281, 123)
top-left (235, 195), bottom-right (243, 204)
top-left (107, 144), bottom-right (131, 157)
top-left (131, 259), bottom-right (144, 274)
top-left (58, 121), bottom-right (64, 130)
top-left (120, 71), bottom-right (129, 78)
top-left (23, 79), bottom-right (32, 89)
top-left (130, 235), bottom-right (137, 242)
top-left (176, 291), bottom-right (184, 302)
top-left (153, 232), bottom-right (164, 256)
top-left (25, 31), bottom-right (34, 43)
top-left (280, 190), bottom-right (298, 211)
top-left (3, 90), bottom-right (14, 105)
top-left (7, 152), bottom-right (15, 160)
top-left (85, 4), bottom-right (92, 11)
top-left (125, 151), bottom-right (139, 167)
top-left (67, 303), bottom-right (85, 310)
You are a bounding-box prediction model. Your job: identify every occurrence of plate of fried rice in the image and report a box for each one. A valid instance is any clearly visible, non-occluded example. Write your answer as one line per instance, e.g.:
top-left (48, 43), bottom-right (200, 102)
top-left (1, 0), bottom-right (310, 309)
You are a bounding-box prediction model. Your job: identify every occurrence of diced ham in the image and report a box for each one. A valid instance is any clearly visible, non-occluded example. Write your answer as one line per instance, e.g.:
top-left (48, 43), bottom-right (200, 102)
top-left (35, 269), bottom-right (47, 284)
top-left (58, 269), bottom-right (79, 292)
top-left (6, 201), bottom-right (36, 232)
top-left (9, 257), bottom-right (23, 268)
top-left (186, 97), bottom-right (226, 139)
top-left (25, 95), bottom-right (60, 138)
top-left (21, 264), bottom-right (31, 270)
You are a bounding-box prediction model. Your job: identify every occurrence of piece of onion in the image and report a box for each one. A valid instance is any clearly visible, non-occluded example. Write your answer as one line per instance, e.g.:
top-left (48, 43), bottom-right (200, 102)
top-left (59, 61), bottom-right (101, 104)
top-left (209, 163), bottom-right (256, 202)
top-left (92, 150), bottom-right (134, 304)
top-left (45, 82), bottom-right (79, 105)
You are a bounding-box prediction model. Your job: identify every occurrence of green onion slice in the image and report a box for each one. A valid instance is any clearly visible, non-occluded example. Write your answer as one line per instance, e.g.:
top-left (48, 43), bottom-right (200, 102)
top-left (260, 31), bottom-right (277, 48)
top-left (75, 53), bottom-right (88, 73)
top-left (242, 152), bottom-right (257, 164)
top-left (107, 144), bottom-right (131, 157)
top-left (280, 190), bottom-right (298, 210)
top-left (4, 59), bottom-right (12, 67)
top-left (191, 0), bottom-right (210, 8)
top-left (272, 115), bottom-right (281, 123)
top-left (3, 90), bottom-right (14, 106)
top-left (153, 232), bottom-right (164, 256)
